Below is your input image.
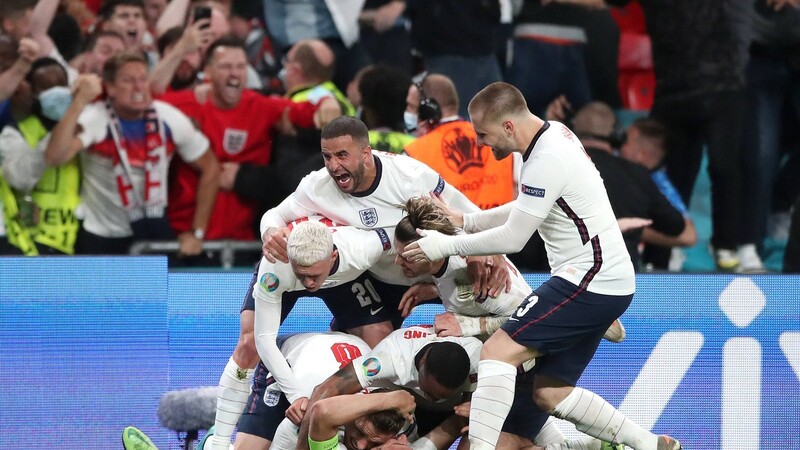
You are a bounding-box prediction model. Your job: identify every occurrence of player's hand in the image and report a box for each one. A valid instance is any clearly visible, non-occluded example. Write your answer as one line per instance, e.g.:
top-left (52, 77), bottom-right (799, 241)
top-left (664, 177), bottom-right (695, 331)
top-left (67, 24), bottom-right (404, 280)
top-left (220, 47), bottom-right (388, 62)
top-left (402, 229), bottom-right (450, 263)
top-left (17, 37), bottom-right (40, 64)
top-left (617, 217), bottom-right (652, 233)
top-left (429, 191), bottom-right (463, 228)
top-left (398, 282), bottom-right (438, 317)
top-left (486, 255), bottom-right (511, 297)
top-left (193, 83), bottom-right (212, 103)
top-left (389, 390), bottom-right (416, 422)
top-left (434, 312), bottom-right (463, 337)
top-left (767, 0), bottom-right (799, 10)
top-left (544, 94), bottom-right (572, 122)
top-left (179, 18), bottom-right (213, 53)
top-left (454, 401), bottom-right (471, 418)
top-left (219, 161), bottom-right (240, 191)
top-left (467, 255), bottom-right (511, 300)
top-left (314, 97), bottom-right (342, 128)
top-left (286, 396), bottom-right (309, 425)
top-left (71, 74), bottom-right (103, 105)
top-left (262, 226), bottom-right (291, 263)
top-left (177, 231), bottom-right (203, 257)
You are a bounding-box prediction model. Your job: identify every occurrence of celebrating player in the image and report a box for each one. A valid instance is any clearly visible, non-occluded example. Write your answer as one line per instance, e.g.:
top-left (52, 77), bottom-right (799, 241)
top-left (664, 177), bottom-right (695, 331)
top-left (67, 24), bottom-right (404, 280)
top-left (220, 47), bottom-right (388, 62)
top-left (403, 82), bottom-right (681, 450)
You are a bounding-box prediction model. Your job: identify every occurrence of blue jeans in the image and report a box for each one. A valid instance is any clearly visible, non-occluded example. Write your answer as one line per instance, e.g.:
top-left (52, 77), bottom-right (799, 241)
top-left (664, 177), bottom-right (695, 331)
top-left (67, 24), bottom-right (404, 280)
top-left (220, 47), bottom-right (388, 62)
top-left (505, 38), bottom-right (592, 117)
top-left (741, 48), bottom-right (800, 246)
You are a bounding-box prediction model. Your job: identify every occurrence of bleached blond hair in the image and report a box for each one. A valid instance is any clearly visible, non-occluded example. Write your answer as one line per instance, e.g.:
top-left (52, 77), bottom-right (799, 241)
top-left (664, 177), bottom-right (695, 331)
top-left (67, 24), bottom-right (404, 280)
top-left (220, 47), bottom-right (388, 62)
top-left (287, 221), bottom-right (334, 266)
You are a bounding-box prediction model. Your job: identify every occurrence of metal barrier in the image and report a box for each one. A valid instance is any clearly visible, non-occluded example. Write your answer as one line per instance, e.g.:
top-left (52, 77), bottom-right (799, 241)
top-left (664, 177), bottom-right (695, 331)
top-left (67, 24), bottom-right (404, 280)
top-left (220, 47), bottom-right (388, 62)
top-left (129, 240), bottom-right (262, 269)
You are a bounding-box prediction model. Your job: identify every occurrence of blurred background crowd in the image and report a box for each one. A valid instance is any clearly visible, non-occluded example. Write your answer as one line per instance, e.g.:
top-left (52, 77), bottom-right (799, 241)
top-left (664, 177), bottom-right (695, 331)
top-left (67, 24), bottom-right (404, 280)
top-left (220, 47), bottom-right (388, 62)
top-left (0, 0), bottom-right (797, 274)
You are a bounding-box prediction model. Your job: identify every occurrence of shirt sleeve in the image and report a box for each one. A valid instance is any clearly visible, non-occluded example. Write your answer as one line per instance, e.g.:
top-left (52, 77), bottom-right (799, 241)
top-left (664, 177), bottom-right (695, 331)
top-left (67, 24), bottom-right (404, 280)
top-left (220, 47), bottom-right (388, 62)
top-left (259, 175), bottom-right (324, 235)
top-left (76, 103), bottom-right (109, 149)
top-left (261, 95), bottom-right (317, 129)
top-left (334, 227), bottom-right (393, 271)
top-left (354, 334), bottom-right (401, 390)
top-left (514, 153), bottom-right (568, 219)
top-left (160, 102), bottom-right (209, 163)
top-left (253, 258), bottom-right (304, 402)
top-left (0, 127), bottom-right (45, 192)
top-left (418, 207), bottom-right (544, 259)
top-left (411, 160), bottom-right (480, 214)
top-left (462, 203), bottom-right (515, 233)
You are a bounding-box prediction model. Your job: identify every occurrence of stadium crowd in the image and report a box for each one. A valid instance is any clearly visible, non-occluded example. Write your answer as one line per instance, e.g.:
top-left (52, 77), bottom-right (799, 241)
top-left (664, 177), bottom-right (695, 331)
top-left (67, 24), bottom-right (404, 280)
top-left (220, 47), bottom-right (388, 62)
top-left (1, 1), bottom-right (798, 450)
top-left (0, 0), bottom-right (797, 273)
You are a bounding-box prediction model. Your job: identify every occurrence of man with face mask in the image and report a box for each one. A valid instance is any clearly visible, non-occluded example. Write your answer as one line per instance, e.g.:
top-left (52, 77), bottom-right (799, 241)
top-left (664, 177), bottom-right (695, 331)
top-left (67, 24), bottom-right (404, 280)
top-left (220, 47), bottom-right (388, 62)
top-left (0, 57), bottom-right (81, 255)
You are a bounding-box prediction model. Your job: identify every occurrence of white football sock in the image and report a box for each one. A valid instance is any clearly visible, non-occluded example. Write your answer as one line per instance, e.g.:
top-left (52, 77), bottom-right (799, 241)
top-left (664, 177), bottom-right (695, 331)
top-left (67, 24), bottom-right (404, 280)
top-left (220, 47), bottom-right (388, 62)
top-left (468, 359), bottom-right (517, 450)
top-left (544, 436), bottom-right (603, 450)
top-left (535, 417), bottom-right (565, 446)
top-left (551, 387), bottom-right (657, 450)
top-left (211, 357), bottom-right (254, 450)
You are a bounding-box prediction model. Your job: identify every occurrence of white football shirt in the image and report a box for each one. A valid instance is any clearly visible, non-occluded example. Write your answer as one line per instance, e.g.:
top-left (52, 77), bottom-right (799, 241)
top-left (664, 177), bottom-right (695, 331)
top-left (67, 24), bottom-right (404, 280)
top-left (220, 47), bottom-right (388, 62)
top-left (515, 122), bottom-right (634, 295)
top-left (353, 326), bottom-right (482, 402)
top-left (259, 151), bottom-right (480, 285)
top-left (254, 226), bottom-right (392, 402)
top-left (433, 255), bottom-right (530, 319)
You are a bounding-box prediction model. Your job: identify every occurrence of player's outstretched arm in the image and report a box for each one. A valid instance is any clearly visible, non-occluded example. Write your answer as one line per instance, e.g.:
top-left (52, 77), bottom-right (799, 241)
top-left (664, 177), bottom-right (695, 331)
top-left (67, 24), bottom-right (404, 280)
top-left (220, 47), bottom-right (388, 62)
top-left (308, 390), bottom-right (415, 444)
top-left (296, 363), bottom-right (364, 450)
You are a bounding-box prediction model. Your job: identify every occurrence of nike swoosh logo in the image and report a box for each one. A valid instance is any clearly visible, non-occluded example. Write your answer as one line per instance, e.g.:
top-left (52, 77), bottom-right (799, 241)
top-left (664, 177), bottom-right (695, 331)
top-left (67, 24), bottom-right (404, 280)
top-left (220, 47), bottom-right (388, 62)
top-left (370, 306), bottom-right (384, 315)
top-left (508, 317), bottom-right (519, 321)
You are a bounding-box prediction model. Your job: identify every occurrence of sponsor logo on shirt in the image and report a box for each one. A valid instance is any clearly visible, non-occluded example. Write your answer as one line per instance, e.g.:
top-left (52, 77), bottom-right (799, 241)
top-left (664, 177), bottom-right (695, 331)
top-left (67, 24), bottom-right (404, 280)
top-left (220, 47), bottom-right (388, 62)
top-left (374, 228), bottom-right (391, 250)
top-left (223, 128), bottom-right (248, 154)
top-left (259, 272), bottom-right (280, 293)
top-left (362, 357), bottom-right (381, 377)
top-left (521, 184), bottom-right (546, 198)
top-left (359, 208), bottom-right (379, 227)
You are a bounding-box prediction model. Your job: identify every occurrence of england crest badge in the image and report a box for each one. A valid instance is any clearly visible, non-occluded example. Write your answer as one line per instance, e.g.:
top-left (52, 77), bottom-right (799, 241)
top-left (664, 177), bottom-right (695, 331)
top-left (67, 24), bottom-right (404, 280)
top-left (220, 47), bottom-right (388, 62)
top-left (359, 208), bottom-right (378, 227)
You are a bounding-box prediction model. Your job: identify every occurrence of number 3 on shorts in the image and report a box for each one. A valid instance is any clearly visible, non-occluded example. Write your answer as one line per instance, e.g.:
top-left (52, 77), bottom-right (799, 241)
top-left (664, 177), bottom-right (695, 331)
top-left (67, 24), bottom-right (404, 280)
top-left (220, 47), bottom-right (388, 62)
top-left (516, 294), bottom-right (538, 318)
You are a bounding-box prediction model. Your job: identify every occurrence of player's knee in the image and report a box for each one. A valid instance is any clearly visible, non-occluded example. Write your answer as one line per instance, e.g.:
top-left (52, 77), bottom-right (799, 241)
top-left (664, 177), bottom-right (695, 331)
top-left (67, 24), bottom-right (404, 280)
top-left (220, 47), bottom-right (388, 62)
top-left (532, 384), bottom-right (571, 412)
top-left (233, 331), bottom-right (259, 368)
top-left (480, 337), bottom-right (504, 361)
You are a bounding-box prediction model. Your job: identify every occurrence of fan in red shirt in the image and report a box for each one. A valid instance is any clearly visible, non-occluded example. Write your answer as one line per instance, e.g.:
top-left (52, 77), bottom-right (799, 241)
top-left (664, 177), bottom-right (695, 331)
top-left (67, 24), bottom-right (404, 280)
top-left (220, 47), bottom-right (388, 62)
top-left (161, 36), bottom-right (341, 241)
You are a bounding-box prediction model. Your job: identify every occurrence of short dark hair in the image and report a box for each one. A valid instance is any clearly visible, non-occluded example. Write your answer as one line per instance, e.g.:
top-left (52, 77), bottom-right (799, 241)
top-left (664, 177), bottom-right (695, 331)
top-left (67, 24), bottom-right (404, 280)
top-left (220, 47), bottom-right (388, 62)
top-left (98, 0), bottom-right (145, 20)
top-left (0, 0), bottom-right (35, 20)
top-left (420, 342), bottom-right (470, 389)
top-left (204, 36), bottom-right (246, 67)
top-left (86, 30), bottom-right (125, 52)
top-left (26, 57), bottom-right (68, 91)
top-left (321, 116), bottom-right (370, 146)
top-left (103, 51), bottom-right (148, 83)
top-left (359, 65), bottom-right (410, 131)
top-left (364, 409), bottom-right (406, 436)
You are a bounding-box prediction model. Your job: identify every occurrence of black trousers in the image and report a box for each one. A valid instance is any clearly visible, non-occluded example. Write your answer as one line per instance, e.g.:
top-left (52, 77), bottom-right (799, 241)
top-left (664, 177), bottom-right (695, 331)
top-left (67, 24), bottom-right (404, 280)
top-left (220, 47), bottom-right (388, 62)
top-left (650, 89), bottom-right (747, 250)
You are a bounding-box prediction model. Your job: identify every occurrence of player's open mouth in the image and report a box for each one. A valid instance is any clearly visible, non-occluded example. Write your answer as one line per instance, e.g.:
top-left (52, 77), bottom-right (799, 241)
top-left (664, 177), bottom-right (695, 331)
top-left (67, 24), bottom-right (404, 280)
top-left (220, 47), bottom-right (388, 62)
top-left (334, 173), bottom-right (351, 186)
top-left (132, 93), bottom-right (145, 102)
top-left (127, 30), bottom-right (138, 39)
top-left (226, 79), bottom-right (241, 88)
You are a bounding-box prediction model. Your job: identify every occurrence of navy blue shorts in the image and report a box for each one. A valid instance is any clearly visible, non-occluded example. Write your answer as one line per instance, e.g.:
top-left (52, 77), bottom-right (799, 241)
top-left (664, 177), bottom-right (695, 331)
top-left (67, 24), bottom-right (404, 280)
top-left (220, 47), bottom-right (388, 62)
top-left (501, 375), bottom-right (550, 442)
top-left (237, 362), bottom-right (291, 441)
top-left (240, 261), bottom-right (405, 330)
top-left (501, 277), bottom-right (632, 386)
